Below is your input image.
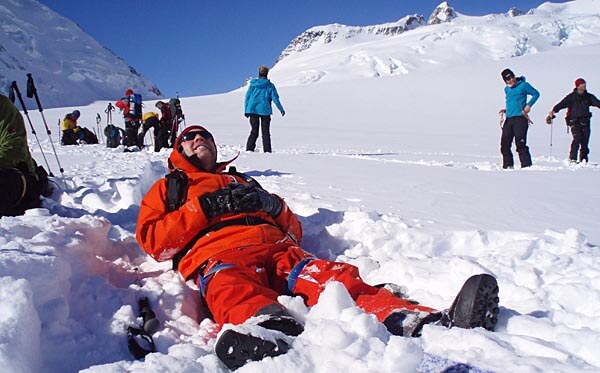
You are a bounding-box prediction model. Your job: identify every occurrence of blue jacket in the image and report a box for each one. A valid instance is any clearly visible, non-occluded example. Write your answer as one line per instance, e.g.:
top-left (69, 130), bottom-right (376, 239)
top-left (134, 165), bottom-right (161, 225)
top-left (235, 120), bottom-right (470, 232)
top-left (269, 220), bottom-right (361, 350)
top-left (244, 77), bottom-right (284, 116)
top-left (504, 77), bottom-right (540, 118)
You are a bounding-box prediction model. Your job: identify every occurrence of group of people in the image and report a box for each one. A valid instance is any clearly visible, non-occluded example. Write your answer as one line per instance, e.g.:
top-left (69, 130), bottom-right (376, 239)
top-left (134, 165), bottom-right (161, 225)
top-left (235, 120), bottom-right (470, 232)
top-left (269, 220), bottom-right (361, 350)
top-left (59, 89), bottom-right (185, 152)
top-left (499, 68), bottom-right (600, 169)
top-left (114, 89), bottom-right (184, 151)
top-left (4, 63), bottom-right (598, 370)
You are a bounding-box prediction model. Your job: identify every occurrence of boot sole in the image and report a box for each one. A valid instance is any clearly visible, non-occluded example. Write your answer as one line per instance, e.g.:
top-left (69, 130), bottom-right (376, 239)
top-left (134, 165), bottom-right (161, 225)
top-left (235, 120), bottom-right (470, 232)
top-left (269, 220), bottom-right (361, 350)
top-left (215, 329), bottom-right (288, 370)
top-left (448, 274), bottom-right (499, 331)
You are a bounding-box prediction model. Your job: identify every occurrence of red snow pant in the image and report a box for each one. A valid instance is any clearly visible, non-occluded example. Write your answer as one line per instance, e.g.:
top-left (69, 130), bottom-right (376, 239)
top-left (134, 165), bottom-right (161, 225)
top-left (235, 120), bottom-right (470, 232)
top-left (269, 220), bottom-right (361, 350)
top-left (199, 242), bottom-right (436, 325)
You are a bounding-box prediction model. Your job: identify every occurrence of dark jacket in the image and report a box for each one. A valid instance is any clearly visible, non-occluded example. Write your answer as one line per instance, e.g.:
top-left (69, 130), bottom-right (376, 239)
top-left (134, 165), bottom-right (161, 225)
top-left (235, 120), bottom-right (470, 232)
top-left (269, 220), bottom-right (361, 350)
top-left (553, 89), bottom-right (600, 121)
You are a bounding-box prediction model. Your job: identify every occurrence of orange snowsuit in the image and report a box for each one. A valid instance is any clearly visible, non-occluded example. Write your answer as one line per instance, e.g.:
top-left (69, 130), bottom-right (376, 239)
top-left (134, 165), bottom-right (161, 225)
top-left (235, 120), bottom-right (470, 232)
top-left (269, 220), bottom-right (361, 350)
top-left (136, 128), bottom-right (435, 325)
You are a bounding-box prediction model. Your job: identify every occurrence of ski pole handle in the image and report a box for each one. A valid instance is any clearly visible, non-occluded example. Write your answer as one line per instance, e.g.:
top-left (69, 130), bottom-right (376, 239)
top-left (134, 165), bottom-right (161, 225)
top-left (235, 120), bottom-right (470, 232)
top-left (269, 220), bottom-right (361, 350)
top-left (10, 81), bottom-right (28, 115)
top-left (26, 73), bottom-right (44, 112)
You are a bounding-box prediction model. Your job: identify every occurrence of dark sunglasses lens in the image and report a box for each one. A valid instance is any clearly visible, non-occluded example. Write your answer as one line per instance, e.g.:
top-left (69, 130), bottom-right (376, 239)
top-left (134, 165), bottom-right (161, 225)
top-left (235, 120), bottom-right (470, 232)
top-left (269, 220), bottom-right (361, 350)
top-left (183, 130), bottom-right (212, 142)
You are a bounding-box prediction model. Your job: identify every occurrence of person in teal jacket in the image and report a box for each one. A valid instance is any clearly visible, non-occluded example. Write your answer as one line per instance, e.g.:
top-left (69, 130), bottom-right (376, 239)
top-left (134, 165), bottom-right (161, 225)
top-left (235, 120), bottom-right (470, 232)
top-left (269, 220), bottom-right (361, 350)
top-left (244, 65), bottom-right (285, 153)
top-left (0, 94), bottom-right (50, 216)
top-left (498, 68), bottom-right (540, 169)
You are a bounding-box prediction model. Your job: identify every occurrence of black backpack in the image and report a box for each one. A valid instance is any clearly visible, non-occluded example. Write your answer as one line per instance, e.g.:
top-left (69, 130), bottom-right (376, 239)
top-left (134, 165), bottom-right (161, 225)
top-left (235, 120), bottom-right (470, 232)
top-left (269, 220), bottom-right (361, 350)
top-left (104, 124), bottom-right (124, 148)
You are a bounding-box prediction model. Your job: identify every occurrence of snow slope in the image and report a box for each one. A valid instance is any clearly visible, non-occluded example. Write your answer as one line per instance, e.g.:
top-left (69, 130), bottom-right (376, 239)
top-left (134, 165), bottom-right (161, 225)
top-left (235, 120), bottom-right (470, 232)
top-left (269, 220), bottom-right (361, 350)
top-left (0, 0), bottom-right (161, 108)
top-left (2, 1), bottom-right (600, 372)
top-left (270, 0), bottom-right (600, 86)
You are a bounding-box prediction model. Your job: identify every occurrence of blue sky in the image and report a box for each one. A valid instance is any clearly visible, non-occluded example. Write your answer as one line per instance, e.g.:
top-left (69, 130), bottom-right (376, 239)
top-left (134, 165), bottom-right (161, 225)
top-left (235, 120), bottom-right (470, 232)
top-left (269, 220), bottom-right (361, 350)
top-left (40, 0), bottom-right (568, 99)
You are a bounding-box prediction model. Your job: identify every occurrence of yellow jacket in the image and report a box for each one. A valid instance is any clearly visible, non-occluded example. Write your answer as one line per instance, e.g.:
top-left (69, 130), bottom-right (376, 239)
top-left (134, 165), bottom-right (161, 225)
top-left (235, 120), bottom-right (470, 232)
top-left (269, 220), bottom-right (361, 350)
top-left (61, 115), bottom-right (79, 132)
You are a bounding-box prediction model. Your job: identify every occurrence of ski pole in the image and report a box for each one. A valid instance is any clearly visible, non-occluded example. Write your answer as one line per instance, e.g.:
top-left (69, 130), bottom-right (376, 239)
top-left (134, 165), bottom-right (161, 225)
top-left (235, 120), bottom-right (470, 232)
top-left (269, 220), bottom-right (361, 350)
top-left (57, 118), bottom-right (61, 145)
top-left (96, 113), bottom-right (104, 143)
top-left (26, 73), bottom-right (65, 177)
top-left (10, 81), bottom-right (54, 176)
top-left (127, 268), bottom-right (159, 359)
top-left (176, 91), bottom-right (186, 128)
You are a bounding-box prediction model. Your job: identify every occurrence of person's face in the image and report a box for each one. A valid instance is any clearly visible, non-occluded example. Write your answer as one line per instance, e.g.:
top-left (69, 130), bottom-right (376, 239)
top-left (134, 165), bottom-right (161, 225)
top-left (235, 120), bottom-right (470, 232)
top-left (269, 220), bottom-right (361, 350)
top-left (180, 130), bottom-right (217, 171)
top-left (577, 82), bottom-right (586, 93)
top-left (505, 76), bottom-right (516, 87)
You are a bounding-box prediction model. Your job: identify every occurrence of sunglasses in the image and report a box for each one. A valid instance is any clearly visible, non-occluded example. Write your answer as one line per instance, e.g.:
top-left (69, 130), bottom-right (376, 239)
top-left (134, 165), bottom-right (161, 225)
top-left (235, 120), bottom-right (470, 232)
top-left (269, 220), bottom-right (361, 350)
top-left (181, 130), bottom-right (213, 142)
top-left (504, 76), bottom-right (515, 82)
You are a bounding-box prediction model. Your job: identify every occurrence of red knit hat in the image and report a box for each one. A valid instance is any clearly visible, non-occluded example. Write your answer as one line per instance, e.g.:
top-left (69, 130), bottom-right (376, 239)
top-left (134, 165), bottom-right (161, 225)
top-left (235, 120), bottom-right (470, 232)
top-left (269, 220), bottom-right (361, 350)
top-left (174, 125), bottom-right (212, 151)
top-left (575, 78), bottom-right (586, 87)
top-left (125, 89), bottom-right (134, 96)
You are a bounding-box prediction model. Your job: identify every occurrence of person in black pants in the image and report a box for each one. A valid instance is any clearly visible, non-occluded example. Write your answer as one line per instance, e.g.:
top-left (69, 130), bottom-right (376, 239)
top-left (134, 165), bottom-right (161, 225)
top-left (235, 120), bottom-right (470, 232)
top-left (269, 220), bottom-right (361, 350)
top-left (549, 78), bottom-right (600, 163)
top-left (244, 65), bottom-right (285, 153)
top-left (498, 68), bottom-right (540, 169)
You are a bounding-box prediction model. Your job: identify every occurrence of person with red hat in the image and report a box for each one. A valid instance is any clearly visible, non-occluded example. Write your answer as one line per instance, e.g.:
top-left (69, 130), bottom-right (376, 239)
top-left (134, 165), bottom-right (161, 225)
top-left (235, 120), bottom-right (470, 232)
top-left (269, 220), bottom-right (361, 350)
top-left (136, 125), bottom-right (500, 370)
top-left (115, 88), bottom-right (143, 147)
top-left (549, 78), bottom-right (600, 163)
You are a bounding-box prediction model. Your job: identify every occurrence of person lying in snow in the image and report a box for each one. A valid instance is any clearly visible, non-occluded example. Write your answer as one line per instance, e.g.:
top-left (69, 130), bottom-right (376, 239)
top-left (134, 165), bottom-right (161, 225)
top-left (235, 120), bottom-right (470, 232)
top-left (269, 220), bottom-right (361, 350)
top-left (136, 125), bottom-right (500, 370)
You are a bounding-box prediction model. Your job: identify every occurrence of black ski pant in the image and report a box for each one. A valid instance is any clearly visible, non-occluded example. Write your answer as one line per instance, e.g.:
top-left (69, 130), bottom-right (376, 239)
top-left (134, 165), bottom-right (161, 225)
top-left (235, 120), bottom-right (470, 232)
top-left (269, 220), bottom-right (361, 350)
top-left (124, 120), bottom-right (140, 147)
top-left (246, 115), bottom-right (272, 152)
top-left (501, 115), bottom-right (532, 168)
top-left (568, 118), bottom-right (591, 162)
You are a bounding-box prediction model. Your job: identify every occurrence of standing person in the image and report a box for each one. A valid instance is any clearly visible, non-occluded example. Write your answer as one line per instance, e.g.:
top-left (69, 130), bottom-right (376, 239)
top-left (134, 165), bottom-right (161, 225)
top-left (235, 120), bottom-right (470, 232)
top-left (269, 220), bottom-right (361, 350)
top-left (498, 68), bottom-right (540, 169)
top-left (136, 125), bottom-right (500, 370)
top-left (155, 101), bottom-right (174, 148)
top-left (60, 110), bottom-right (81, 145)
top-left (244, 65), bottom-right (285, 153)
top-left (115, 89), bottom-right (143, 147)
top-left (0, 94), bottom-right (50, 217)
top-left (548, 78), bottom-right (600, 163)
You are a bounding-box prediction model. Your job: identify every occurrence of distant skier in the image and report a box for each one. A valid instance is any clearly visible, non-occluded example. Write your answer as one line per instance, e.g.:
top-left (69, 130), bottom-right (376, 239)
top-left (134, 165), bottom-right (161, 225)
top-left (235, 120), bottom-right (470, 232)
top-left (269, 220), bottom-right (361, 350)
top-left (115, 89), bottom-right (143, 147)
top-left (548, 78), bottom-right (600, 163)
top-left (498, 68), bottom-right (540, 169)
top-left (155, 101), bottom-right (174, 148)
top-left (61, 110), bottom-right (98, 145)
top-left (244, 65), bottom-right (285, 153)
top-left (136, 125), bottom-right (500, 370)
top-left (60, 110), bottom-right (82, 145)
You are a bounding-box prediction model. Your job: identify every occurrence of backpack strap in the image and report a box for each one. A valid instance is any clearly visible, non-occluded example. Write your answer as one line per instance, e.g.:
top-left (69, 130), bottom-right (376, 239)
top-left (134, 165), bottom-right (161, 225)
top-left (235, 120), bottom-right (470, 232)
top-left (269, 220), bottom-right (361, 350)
top-left (165, 169), bottom-right (188, 211)
top-left (226, 166), bottom-right (262, 189)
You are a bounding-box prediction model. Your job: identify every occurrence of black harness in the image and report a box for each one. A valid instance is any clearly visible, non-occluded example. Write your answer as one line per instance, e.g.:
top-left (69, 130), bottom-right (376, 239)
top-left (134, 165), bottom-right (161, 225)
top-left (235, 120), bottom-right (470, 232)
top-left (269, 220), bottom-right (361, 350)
top-left (165, 166), bottom-right (271, 272)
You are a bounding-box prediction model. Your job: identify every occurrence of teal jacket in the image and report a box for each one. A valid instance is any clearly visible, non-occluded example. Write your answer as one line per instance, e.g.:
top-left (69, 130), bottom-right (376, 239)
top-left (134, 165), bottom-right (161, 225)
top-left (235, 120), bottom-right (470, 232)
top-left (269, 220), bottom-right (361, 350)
top-left (504, 77), bottom-right (540, 118)
top-left (0, 94), bottom-right (36, 174)
top-left (244, 77), bottom-right (284, 116)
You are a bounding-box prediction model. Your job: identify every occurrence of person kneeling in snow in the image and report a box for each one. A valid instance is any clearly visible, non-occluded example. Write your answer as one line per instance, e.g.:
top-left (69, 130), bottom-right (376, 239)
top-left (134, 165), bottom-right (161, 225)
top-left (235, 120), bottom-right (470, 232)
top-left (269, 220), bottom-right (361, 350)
top-left (136, 125), bottom-right (500, 370)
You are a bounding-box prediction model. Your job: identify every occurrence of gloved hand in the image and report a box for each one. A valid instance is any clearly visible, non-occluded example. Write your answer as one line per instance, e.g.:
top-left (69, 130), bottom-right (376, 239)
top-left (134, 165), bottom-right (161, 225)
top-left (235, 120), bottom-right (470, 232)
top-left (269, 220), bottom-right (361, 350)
top-left (230, 183), bottom-right (282, 217)
top-left (199, 187), bottom-right (236, 219)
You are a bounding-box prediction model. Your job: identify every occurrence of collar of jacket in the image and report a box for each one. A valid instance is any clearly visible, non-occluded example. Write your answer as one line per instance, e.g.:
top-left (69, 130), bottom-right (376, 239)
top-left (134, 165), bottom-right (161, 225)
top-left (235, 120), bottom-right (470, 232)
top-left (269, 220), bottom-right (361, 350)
top-left (167, 148), bottom-right (239, 174)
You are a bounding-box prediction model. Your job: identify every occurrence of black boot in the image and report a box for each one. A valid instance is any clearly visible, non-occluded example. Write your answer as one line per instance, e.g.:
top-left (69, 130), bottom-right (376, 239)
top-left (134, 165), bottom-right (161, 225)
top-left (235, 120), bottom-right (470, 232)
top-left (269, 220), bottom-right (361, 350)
top-left (383, 274), bottom-right (499, 337)
top-left (443, 273), bottom-right (500, 331)
top-left (215, 305), bottom-right (303, 370)
top-left (215, 329), bottom-right (289, 370)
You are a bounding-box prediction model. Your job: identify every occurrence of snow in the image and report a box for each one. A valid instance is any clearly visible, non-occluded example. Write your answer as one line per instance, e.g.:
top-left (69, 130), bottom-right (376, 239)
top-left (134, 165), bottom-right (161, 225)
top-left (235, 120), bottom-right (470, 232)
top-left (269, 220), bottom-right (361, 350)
top-left (2, 1), bottom-right (600, 372)
top-left (0, 0), bottom-right (161, 108)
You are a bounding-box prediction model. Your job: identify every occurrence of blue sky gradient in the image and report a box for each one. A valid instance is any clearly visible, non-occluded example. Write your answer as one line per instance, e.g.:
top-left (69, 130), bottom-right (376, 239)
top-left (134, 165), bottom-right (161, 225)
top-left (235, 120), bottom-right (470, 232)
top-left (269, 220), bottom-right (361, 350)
top-left (39, 0), bottom-right (568, 98)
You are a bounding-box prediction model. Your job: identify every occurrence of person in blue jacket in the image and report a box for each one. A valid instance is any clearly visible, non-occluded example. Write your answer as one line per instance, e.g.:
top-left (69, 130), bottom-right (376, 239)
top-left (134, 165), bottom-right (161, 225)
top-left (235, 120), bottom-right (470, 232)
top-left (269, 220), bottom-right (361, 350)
top-left (498, 68), bottom-right (540, 169)
top-left (244, 65), bottom-right (285, 153)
